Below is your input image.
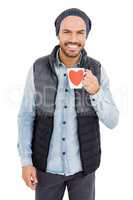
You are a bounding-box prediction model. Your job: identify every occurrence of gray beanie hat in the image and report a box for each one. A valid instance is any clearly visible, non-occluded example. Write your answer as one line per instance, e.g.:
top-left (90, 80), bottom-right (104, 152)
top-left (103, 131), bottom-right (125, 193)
top-left (55, 8), bottom-right (92, 38)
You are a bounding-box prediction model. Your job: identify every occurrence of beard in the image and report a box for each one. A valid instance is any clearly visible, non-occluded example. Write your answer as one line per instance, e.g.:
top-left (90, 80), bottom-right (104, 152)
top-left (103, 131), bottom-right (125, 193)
top-left (60, 42), bottom-right (83, 58)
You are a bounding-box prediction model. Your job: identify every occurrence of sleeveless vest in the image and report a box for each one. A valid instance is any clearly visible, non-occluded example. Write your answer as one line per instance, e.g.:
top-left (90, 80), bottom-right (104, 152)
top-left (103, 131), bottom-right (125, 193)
top-left (31, 45), bottom-right (101, 175)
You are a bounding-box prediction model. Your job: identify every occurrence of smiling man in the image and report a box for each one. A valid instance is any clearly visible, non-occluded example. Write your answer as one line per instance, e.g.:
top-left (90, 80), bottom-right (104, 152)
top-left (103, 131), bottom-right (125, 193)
top-left (58, 16), bottom-right (86, 60)
top-left (17, 8), bottom-right (119, 200)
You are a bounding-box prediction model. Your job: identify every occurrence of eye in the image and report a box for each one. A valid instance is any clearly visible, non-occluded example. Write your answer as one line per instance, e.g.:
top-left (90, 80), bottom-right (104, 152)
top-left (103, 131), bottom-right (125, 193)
top-left (63, 31), bottom-right (70, 34)
top-left (78, 32), bottom-right (84, 35)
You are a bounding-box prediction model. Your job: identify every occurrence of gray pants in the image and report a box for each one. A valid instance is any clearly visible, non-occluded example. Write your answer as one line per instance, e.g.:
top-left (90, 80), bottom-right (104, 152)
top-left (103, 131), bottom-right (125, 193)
top-left (35, 169), bottom-right (95, 200)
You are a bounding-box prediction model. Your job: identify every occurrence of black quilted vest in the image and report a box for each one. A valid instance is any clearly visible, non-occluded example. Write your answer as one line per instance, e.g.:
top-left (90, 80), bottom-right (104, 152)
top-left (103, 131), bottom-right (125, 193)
top-left (31, 45), bottom-right (101, 176)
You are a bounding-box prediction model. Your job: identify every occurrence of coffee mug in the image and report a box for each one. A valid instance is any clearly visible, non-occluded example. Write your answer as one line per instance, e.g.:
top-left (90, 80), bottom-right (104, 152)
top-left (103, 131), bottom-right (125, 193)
top-left (67, 68), bottom-right (86, 89)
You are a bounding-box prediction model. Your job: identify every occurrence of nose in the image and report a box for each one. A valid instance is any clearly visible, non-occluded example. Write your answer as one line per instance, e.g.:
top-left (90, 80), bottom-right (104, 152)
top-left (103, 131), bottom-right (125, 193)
top-left (70, 33), bottom-right (77, 43)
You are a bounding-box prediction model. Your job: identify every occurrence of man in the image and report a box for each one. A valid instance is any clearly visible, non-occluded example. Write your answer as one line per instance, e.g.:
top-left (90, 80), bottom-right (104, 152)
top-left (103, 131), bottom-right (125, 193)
top-left (17, 8), bottom-right (119, 200)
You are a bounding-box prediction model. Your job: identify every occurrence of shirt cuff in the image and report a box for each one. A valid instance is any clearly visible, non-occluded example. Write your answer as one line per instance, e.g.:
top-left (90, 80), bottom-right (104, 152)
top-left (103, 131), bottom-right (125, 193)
top-left (89, 87), bottom-right (104, 108)
top-left (20, 155), bottom-right (33, 167)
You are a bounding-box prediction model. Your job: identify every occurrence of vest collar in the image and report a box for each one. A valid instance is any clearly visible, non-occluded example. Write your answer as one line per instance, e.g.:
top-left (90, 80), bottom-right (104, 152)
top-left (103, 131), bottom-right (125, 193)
top-left (48, 45), bottom-right (90, 74)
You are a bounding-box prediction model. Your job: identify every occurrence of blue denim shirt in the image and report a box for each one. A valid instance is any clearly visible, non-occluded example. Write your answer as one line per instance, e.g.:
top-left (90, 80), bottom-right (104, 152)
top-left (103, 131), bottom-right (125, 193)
top-left (17, 50), bottom-right (119, 176)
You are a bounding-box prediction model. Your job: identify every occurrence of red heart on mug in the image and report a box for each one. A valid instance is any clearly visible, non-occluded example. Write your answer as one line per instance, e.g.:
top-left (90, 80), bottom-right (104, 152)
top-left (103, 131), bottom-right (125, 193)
top-left (69, 69), bottom-right (84, 85)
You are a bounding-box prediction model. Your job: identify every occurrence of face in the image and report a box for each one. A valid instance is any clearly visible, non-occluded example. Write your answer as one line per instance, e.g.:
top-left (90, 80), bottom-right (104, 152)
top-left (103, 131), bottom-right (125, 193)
top-left (58, 16), bottom-right (87, 58)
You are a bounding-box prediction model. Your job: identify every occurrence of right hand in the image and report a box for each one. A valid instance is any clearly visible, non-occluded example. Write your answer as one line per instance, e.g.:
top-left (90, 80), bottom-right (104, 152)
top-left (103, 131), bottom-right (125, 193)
top-left (22, 165), bottom-right (38, 190)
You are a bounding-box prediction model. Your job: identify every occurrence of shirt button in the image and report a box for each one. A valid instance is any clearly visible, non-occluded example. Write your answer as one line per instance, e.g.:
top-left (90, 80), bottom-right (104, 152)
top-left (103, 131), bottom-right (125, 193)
top-left (65, 89), bottom-right (68, 92)
top-left (64, 73), bottom-right (66, 77)
top-left (64, 105), bottom-right (67, 109)
top-left (62, 121), bottom-right (66, 124)
top-left (62, 152), bottom-right (66, 155)
top-left (92, 98), bottom-right (95, 101)
top-left (62, 137), bottom-right (65, 141)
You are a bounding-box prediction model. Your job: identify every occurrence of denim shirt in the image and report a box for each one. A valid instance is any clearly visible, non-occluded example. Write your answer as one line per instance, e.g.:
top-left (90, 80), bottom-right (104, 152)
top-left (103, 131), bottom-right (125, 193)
top-left (17, 50), bottom-right (119, 176)
top-left (46, 52), bottom-right (83, 175)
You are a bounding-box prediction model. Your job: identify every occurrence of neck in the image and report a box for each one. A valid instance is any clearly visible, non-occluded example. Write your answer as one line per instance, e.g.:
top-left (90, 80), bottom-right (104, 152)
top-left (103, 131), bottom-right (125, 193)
top-left (59, 48), bottom-right (80, 68)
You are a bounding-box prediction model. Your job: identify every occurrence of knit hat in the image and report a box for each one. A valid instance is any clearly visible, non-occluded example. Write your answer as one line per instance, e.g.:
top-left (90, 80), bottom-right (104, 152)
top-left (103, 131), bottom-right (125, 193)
top-left (55, 8), bottom-right (92, 38)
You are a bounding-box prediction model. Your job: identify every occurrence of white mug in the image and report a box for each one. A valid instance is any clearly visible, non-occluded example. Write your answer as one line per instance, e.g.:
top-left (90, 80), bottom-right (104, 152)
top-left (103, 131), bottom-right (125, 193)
top-left (67, 68), bottom-right (86, 89)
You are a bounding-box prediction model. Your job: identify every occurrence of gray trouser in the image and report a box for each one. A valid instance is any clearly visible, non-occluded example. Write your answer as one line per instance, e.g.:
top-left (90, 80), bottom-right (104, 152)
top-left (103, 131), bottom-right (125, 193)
top-left (35, 169), bottom-right (95, 200)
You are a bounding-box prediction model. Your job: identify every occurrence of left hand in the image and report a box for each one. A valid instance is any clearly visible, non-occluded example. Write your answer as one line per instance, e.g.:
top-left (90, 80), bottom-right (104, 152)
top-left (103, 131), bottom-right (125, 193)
top-left (82, 69), bottom-right (101, 95)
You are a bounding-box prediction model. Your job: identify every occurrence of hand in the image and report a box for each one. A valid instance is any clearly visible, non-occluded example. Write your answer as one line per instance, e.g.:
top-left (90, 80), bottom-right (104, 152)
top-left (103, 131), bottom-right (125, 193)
top-left (22, 165), bottom-right (38, 190)
top-left (82, 69), bottom-right (100, 95)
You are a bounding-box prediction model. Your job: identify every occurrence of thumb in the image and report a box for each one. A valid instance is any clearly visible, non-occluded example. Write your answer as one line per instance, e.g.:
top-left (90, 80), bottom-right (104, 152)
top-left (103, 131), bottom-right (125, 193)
top-left (88, 69), bottom-right (93, 74)
top-left (87, 69), bottom-right (94, 76)
top-left (85, 69), bottom-right (93, 76)
top-left (86, 69), bottom-right (91, 73)
top-left (31, 170), bottom-right (38, 184)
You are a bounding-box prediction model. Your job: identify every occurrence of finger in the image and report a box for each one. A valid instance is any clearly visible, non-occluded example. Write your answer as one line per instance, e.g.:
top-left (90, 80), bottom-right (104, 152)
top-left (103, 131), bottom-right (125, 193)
top-left (31, 170), bottom-right (38, 184)
top-left (24, 175), bottom-right (32, 186)
top-left (27, 179), bottom-right (36, 190)
top-left (86, 69), bottom-right (94, 77)
top-left (84, 71), bottom-right (92, 79)
top-left (83, 75), bottom-right (91, 82)
top-left (82, 80), bottom-right (90, 87)
top-left (86, 69), bottom-right (92, 73)
top-left (31, 174), bottom-right (38, 184)
top-left (23, 175), bottom-right (31, 183)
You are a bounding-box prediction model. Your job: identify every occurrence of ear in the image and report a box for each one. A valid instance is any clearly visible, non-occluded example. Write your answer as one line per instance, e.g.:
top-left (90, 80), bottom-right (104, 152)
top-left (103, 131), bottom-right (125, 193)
top-left (56, 35), bottom-right (59, 40)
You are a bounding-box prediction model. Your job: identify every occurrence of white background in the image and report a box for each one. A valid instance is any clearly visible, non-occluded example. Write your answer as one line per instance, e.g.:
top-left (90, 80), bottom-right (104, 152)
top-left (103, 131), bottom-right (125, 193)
top-left (0, 0), bottom-right (132, 199)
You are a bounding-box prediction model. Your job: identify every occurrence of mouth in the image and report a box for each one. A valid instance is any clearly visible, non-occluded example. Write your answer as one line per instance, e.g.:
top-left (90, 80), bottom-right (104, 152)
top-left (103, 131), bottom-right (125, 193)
top-left (66, 44), bottom-right (80, 52)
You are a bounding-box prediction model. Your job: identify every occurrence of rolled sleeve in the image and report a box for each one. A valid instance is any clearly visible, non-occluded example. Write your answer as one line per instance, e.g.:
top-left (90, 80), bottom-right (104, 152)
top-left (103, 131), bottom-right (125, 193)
top-left (89, 66), bottom-right (119, 129)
